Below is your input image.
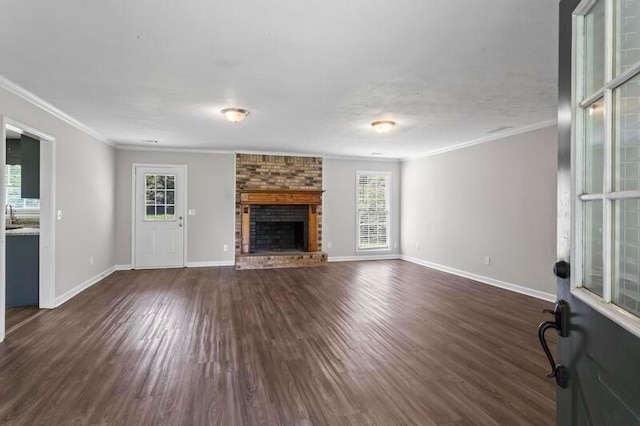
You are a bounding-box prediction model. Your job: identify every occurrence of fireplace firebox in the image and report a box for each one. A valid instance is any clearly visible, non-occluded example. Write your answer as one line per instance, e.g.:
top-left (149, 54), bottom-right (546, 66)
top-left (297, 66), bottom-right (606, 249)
top-left (250, 205), bottom-right (309, 253)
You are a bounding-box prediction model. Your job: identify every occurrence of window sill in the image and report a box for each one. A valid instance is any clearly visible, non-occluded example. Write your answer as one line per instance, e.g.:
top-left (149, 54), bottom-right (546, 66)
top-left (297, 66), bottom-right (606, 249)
top-left (571, 287), bottom-right (640, 339)
top-left (356, 247), bottom-right (392, 253)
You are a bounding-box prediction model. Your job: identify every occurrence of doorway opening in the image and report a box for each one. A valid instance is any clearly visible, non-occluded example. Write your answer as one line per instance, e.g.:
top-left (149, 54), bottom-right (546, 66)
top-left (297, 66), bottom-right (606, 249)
top-left (1, 117), bottom-right (55, 342)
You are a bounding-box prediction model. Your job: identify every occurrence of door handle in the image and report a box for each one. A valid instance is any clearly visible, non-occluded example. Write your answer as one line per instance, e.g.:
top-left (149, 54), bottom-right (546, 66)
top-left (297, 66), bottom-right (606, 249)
top-left (538, 300), bottom-right (569, 388)
top-left (553, 260), bottom-right (570, 279)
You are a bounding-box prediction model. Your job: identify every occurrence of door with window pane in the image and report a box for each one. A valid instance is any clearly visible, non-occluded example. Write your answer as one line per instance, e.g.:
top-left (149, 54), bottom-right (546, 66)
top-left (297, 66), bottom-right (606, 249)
top-left (555, 0), bottom-right (640, 423)
top-left (134, 166), bottom-right (185, 268)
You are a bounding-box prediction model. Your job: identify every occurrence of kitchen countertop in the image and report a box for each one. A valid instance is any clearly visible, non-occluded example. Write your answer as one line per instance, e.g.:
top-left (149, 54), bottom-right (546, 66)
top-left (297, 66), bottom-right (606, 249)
top-left (5, 227), bottom-right (40, 236)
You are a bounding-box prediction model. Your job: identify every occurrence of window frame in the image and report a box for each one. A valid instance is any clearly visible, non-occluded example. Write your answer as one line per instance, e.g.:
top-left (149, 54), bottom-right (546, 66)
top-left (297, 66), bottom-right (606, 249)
top-left (355, 170), bottom-right (391, 252)
top-left (572, 0), bottom-right (640, 337)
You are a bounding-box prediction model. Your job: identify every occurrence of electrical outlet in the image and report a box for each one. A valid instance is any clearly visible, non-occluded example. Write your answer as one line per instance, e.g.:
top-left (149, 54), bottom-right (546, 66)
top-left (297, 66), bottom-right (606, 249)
top-left (415, 243), bottom-right (420, 250)
top-left (484, 256), bottom-right (491, 265)
top-left (89, 256), bottom-right (94, 266)
top-left (327, 242), bottom-right (332, 249)
top-left (223, 244), bottom-right (228, 252)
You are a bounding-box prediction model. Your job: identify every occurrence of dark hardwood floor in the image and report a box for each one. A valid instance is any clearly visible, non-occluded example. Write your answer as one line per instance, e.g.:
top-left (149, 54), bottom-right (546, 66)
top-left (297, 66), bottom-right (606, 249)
top-left (5, 306), bottom-right (43, 335)
top-left (0, 260), bottom-right (556, 425)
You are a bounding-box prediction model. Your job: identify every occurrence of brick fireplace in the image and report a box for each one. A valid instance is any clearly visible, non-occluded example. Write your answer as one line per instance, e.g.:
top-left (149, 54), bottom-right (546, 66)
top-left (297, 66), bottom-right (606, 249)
top-left (235, 154), bottom-right (328, 270)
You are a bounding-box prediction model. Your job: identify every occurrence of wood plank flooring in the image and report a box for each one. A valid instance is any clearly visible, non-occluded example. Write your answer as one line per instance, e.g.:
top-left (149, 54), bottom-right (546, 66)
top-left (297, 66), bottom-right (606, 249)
top-left (0, 260), bottom-right (556, 425)
top-left (5, 306), bottom-right (43, 335)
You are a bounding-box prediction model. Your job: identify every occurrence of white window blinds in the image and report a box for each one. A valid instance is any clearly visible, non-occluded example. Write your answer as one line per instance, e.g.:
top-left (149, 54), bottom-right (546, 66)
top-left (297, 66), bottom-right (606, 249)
top-left (4, 165), bottom-right (40, 210)
top-left (357, 171), bottom-right (390, 250)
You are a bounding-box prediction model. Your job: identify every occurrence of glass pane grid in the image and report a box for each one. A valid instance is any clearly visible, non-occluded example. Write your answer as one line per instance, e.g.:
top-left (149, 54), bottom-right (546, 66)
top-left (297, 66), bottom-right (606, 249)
top-left (144, 173), bottom-right (177, 221)
top-left (614, 199), bottom-right (640, 316)
top-left (583, 200), bottom-right (605, 297)
top-left (614, 74), bottom-right (640, 191)
top-left (585, 98), bottom-right (606, 193)
top-left (577, 0), bottom-right (640, 322)
top-left (615, 0), bottom-right (640, 76)
top-left (584, 0), bottom-right (606, 96)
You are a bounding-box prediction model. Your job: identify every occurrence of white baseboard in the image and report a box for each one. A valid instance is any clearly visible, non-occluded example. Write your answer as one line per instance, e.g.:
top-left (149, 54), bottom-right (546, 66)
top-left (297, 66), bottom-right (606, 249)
top-left (400, 255), bottom-right (556, 302)
top-left (185, 260), bottom-right (235, 268)
top-left (54, 266), bottom-right (116, 307)
top-left (329, 254), bottom-right (401, 262)
top-left (118, 261), bottom-right (235, 270)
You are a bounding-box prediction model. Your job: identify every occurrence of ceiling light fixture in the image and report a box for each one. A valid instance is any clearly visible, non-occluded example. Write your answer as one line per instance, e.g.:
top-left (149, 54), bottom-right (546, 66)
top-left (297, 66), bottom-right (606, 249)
top-left (371, 120), bottom-right (396, 134)
top-left (222, 108), bottom-right (249, 123)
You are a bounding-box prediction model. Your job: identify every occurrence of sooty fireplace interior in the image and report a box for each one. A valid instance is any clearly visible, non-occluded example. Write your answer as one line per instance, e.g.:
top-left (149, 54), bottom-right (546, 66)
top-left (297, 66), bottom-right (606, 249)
top-left (250, 205), bottom-right (309, 253)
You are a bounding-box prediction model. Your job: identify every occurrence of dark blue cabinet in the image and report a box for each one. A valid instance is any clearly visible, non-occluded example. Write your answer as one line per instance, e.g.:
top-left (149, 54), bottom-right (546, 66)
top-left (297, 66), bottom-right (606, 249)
top-left (6, 235), bottom-right (39, 307)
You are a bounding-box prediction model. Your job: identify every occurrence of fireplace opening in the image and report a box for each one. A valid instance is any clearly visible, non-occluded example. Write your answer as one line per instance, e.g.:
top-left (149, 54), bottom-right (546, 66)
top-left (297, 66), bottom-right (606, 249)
top-left (254, 221), bottom-right (305, 252)
top-left (249, 205), bottom-right (309, 253)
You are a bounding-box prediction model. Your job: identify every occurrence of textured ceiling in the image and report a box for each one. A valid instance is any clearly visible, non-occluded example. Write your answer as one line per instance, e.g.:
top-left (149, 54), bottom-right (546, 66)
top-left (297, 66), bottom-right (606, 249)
top-left (0, 0), bottom-right (559, 158)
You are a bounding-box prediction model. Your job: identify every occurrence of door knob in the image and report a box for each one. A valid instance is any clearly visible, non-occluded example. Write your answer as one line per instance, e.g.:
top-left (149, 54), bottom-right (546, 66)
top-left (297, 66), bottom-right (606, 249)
top-left (553, 260), bottom-right (570, 279)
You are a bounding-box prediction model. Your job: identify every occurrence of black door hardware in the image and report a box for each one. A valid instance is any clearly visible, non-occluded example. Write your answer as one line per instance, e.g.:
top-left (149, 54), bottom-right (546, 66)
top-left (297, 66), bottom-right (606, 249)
top-left (553, 260), bottom-right (570, 279)
top-left (538, 300), bottom-right (569, 388)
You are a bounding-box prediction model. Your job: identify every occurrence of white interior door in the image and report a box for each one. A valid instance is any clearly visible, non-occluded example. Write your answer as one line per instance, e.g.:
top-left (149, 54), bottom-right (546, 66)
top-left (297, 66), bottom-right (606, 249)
top-left (134, 166), bottom-right (185, 268)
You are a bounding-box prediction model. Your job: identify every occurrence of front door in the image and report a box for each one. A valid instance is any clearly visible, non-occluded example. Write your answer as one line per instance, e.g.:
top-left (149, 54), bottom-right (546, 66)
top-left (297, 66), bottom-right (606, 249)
top-left (134, 165), bottom-right (185, 268)
top-left (554, 0), bottom-right (640, 423)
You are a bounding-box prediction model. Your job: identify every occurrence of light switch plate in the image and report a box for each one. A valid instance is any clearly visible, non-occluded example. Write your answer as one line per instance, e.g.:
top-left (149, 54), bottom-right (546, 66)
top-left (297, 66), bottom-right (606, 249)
top-left (188, 209), bottom-right (196, 216)
top-left (57, 210), bottom-right (62, 220)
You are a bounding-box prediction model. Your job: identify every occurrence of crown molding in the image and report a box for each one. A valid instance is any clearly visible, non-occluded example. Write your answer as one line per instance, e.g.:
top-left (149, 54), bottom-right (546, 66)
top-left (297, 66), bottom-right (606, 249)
top-left (234, 149), bottom-right (325, 158)
top-left (323, 154), bottom-right (401, 162)
top-left (115, 144), bottom-right (234, 155)
top-left (235, 150), bottom-right (401, 162)
top-left (402, 119), bottom-right (558, 162)
top-left (0, 74), bottom-right (112, 146)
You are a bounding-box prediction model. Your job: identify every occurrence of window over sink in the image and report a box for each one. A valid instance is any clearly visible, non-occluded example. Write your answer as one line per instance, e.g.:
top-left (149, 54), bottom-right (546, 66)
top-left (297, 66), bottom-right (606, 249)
top-left (5, 165), bottom-right (40, 211)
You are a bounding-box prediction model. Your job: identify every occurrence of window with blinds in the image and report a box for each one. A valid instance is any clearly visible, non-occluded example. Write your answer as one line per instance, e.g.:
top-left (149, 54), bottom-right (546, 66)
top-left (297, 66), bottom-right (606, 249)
top-left (357, 171), bottom-right (390, 250)
top-left (4, 165), bottom-right (40, 210)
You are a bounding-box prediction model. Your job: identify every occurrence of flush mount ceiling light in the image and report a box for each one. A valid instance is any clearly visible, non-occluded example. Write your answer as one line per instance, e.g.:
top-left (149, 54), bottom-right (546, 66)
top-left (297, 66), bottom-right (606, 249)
top-left (221, 108), bottom-right (249, 123)
top-left (371, 120), bottom-right (396, 134)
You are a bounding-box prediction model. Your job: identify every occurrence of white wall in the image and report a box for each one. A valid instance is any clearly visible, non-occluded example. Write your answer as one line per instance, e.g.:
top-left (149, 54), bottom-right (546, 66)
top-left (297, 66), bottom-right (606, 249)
top-left (401, 125), bottom-right (558, 297)
top-left (323, 158), bottom-right (401, 259)
top-left (0, 85), bottom-right (116, 299)
top-left (114, 149), bottom-right (235, 266)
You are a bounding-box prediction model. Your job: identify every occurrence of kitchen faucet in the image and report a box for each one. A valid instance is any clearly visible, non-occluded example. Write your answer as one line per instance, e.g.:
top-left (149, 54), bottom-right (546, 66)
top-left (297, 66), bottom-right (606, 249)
top-left (5, 204), bottom-right (16, 225)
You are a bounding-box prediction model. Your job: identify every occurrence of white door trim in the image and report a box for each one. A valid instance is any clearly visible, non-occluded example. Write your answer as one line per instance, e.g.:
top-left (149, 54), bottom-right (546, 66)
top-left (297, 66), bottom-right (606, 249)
top-left (131, 163), bottom-right (188, 269)
top-left (0, 116), bottom-right (56, 342)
